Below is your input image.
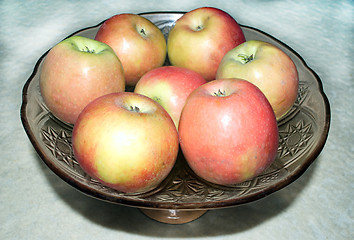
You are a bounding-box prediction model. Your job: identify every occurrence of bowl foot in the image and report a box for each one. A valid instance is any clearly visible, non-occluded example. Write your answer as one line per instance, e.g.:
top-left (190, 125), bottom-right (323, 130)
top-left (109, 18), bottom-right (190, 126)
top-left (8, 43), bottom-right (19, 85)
top-left (140, 208), bottom-right (207, 224)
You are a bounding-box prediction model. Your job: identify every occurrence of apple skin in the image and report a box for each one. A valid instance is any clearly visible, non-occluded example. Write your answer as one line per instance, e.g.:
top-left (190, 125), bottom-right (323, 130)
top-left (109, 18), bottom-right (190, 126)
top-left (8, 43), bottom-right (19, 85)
top-left (95, 14), bottom-right (167, 86)
top-left (72, 92), bottom-right (179, 193)
top-left (178, 79), bottom-right (279, 185)
top-left (216, 40), bottom-right (299, 119)
top-left (167, 7), bottom-right (246, 81)
top-left (40, 35), bottom-right (125, 124)
top-left (134, 66), bottom-right (206, 128)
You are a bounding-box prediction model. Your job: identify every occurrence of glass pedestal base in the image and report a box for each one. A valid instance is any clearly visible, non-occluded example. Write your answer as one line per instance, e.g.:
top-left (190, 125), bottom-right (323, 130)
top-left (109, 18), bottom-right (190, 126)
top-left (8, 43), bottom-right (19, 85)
top-left (140, 208), bottom-right (207, 224)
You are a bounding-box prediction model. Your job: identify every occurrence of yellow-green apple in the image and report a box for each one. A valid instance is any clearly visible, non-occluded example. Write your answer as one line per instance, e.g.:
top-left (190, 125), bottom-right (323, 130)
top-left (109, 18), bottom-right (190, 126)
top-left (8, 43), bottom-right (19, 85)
top-left (134, 66), bottom-right (206, 128)
top-left (167, 7), bottom-right (246, 81)
top-left (95, 14), bottom-right (167, 86)
top-left (178, 79), bottom-right (279, 185)
top-left (72, 92), bottom-right (179, 193)
top-left (216, 40), bottom-right (299, 119)
top-left (39, 36), bottom-right (125, 124)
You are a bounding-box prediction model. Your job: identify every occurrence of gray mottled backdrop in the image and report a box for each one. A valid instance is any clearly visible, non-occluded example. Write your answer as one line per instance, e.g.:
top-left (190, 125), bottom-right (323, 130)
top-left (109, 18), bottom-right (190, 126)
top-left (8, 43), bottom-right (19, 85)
top-left (1, 1), bottom-right (353, 239)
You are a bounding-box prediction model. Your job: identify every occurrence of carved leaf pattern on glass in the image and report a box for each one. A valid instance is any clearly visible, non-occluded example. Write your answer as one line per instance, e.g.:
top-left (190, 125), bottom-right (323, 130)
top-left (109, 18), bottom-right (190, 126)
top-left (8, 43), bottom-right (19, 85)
top-left (278, 120), bottom-right (313, 159)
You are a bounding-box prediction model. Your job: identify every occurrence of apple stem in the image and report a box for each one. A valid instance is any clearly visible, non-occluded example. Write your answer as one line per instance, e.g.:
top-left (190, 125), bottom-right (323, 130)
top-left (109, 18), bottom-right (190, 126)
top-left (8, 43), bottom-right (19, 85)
top-left (140, 28), bottom-right (146, 36)
top-left (196, 25), bottom-right (204, 31)
top-left (214, 89), bottom-right (226, 97)
top-left (82, 46), bottom-right (95, 54)
top-left (130, 106), bottom-right (141, 112)
top-left (153, 96), bottom-right (161, 102)
top-left (237, 54), bottom-right (254, 64)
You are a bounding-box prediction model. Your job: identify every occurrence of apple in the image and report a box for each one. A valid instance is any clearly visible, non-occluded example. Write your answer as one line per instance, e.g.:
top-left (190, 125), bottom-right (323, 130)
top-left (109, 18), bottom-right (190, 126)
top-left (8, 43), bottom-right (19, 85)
top-left (167, 7), bottom-right (246, 81)
top-left (72, 92), bottom-right (179, 193)
top-left (178, 78), bottom-right (279, 185)
top-left (216, 40), bottom-right (299, 119)
top-left (134, 66), bottom-right (206, 128)
top-left (39, 35), bottom-right (125, 124)
top-left (95, 13), bottom-right (167, 86)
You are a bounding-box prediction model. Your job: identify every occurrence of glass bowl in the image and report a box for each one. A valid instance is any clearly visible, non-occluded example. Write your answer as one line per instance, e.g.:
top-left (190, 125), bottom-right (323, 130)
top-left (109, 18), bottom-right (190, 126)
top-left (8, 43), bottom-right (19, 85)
top-left (21, 12), bottom-right (330, 224)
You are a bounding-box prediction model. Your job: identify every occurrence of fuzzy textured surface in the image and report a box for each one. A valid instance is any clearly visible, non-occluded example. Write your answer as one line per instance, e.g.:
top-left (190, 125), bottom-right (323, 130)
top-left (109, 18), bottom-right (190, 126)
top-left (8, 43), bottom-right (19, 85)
top-left (0, 0), bottom-right (353, 239)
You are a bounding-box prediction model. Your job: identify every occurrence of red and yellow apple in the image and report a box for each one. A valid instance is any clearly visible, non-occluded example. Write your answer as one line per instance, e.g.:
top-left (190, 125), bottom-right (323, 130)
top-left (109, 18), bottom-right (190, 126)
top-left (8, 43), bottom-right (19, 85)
top-left (178, 79), bottom-right (279, 185)
top-left (72, 92), bottom-right (179, 193)
top-left (40, 35), bottom-right (125, 124)
top-left (134, 66), bottom-right (206, 128)
top-left (95, 13), bottom-right (167, 86)
top-left (167, 7), bottom-right (246, 81)
top-left (216, 40), bottom-right (299, 119)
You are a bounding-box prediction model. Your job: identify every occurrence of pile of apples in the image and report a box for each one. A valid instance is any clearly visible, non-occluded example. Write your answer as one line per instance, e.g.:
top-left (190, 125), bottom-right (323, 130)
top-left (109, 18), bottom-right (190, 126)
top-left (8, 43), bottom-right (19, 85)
top-left (39, 7), bottom-right (298, 193)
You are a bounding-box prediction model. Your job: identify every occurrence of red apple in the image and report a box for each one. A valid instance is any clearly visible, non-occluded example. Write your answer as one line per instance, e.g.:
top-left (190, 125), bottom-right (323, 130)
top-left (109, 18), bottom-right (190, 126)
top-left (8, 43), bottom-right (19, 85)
top-left (216, 40), bottom-right (299, 119)
top-left (134, 66), bottom-right (206, 128)
top-left (95, 14), bottom-right (167, 86)
top-left (39, 36), bottom-right (125, 124)
top-left (167, 7), bottom-right (246, 81)
top-left (178, 79), bottom-right (279, 185)
top-left (72, 92), bottom-right (179, 193)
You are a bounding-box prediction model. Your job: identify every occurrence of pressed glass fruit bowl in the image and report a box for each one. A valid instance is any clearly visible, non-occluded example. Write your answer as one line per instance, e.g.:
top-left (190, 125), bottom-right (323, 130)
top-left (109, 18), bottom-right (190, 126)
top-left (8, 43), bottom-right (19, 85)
top-left (21, 12), bottom-right (330, 224)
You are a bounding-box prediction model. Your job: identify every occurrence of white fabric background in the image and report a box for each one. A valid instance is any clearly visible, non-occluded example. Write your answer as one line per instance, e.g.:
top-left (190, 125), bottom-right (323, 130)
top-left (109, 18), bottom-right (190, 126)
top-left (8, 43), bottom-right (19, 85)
top-left (0, 0), bottom-right (353, 239)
